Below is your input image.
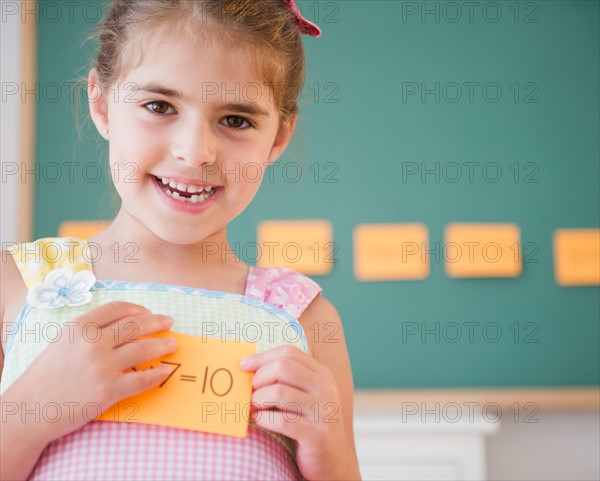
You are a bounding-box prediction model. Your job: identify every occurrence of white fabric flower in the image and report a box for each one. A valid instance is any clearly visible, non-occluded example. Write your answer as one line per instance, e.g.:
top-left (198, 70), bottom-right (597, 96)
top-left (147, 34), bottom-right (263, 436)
top-left (27, 267), bottom-right (96, 309)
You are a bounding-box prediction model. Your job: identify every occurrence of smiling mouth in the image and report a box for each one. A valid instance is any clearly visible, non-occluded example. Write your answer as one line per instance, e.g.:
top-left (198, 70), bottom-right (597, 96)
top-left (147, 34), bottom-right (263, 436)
top-left (152, 175), bottom-right (219, 203)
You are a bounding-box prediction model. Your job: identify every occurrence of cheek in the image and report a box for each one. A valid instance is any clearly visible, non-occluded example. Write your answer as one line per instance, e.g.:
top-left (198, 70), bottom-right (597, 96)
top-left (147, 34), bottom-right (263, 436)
top-left (109, 105), bottom-right (163, 150)
top-left (108, 126), bottom-right (163, 179)
top-left (239, 161), bottom-right (266, 186)
top-left (108, 142), bottom-right (144, 188)
top-left (222, 144), bottom-right (271, 183)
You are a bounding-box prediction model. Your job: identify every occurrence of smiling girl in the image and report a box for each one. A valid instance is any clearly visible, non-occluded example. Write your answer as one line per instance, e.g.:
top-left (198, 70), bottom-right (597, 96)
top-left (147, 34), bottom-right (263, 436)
top-left (0, 1), bottom-right (360, 480)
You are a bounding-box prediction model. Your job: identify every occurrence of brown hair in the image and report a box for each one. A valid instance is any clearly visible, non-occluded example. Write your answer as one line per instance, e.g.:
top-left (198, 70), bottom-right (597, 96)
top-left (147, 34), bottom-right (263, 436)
top-left (89, 0), bottom-right (309, 125)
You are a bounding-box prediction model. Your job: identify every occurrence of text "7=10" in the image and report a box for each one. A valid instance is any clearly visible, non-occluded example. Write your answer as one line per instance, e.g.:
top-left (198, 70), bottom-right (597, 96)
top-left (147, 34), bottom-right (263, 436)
top-left (132, 362), bottom-right (234, 397)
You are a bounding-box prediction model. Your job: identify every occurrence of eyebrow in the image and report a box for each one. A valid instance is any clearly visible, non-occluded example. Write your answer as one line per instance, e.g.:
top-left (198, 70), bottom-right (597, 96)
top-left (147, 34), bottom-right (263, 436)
top-left (221, 102), bottom-right (270, 117)
top-left (135, 82), bottom-right (270, 117)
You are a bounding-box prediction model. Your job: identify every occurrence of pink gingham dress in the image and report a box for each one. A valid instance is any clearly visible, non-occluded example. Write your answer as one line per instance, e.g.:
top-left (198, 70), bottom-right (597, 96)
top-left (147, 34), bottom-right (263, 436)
top-left (2, 238), bottom-right (323, 481)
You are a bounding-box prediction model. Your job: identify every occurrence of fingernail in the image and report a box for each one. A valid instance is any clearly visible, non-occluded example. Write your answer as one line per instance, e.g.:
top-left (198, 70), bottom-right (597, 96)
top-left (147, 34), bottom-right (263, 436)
top-left (159, 364), bottom-right (172, 374)
top-left (240, 357), bottom-right (251, 368)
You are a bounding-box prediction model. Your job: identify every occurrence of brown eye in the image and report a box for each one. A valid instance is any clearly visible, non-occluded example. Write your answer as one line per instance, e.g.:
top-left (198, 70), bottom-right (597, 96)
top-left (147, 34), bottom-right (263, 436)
top-left (145, 101), bottom-right (173, 115)
top-left (224, 116), bottom-right (252, 130)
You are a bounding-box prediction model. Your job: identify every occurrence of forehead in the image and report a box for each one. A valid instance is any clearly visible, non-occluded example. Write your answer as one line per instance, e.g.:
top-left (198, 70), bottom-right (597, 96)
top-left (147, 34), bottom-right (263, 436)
top-left (119, 25), bottom-right (275, 109)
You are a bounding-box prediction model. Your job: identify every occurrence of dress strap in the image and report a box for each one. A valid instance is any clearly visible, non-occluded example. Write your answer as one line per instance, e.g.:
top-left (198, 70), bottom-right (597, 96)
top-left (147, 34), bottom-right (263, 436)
top-left (245, 266), bottom-right (323, 319)
top-left (7, 237), bottom-right (93, 289)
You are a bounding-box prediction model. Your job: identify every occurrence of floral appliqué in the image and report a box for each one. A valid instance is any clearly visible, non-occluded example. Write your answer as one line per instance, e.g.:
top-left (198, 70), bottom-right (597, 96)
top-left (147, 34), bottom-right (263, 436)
top-left (26, 267), bottom-right (96, 309)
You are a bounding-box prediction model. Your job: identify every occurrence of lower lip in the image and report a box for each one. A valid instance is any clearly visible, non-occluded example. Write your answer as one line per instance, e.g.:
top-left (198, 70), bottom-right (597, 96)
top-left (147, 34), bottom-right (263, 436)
top-left (151, 176), bottom-right (221, 214)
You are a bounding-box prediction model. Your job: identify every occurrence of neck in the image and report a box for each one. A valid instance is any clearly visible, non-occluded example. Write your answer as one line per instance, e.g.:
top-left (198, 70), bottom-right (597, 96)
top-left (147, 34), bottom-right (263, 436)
top-left (87, 208), bottom-right (239, 268)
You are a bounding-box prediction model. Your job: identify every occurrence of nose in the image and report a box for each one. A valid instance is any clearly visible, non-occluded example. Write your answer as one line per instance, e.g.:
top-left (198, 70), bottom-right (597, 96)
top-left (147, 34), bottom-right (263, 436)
top-left (170, 119), bottom-right (217, 167)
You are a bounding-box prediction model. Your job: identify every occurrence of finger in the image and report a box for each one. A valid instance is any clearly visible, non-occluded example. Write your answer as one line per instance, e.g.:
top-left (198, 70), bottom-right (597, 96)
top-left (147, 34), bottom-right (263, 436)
top-left (251, 383), bottom-right (314, 414)
top-left (108, 313), bottom-right (173, 347)
top-left (112, 362), bottom-right (174, 401)
top-left (71, 301), bottom-right (151, 336)
top-left (241, 345), bottom-right (318, 373)
top-left (250, 405), bottom-right (312, 442)
top-left (115, 337), bottom-right (178, 371)
top-left (251, 356), bottom-right (316, 393)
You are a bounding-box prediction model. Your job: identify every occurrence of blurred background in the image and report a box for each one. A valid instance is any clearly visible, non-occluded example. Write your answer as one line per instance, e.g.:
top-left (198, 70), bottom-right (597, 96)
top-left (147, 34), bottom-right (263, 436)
top-left (1, 1), bottom-right (598, 479)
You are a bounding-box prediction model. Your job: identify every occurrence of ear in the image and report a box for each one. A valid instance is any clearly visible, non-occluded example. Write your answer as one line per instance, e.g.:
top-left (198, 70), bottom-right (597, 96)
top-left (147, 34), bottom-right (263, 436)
top-left (88, 68), bottom-right (110, 139)
top-left (266, 114), bottom-right (298, 166)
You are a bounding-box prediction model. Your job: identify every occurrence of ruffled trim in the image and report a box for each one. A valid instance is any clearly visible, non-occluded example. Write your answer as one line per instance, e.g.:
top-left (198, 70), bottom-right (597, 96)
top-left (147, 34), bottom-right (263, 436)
top-left (7, 237), bottom-right (93, 289)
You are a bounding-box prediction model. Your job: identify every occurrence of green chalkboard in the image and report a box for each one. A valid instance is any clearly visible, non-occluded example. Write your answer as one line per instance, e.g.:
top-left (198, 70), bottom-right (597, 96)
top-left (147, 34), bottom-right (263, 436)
top-left (33, 0), bottom-right (599, 388)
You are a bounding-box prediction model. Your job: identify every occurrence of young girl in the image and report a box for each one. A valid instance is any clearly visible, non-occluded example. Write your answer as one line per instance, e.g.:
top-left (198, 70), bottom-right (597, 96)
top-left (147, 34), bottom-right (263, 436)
top-left (0, 1), bottom-right (360, 480)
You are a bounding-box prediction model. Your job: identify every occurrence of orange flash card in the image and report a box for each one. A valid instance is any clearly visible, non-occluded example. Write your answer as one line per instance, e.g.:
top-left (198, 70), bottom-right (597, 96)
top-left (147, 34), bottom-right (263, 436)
top-left (353, 223), bottom-right (430, 281)
top-left (444, 223), bottom-right (522, 278)
top-left (553, 228), bottom-right (600, 286)
top-left (58, 220), bottom-right (109, 238)
top-left (96, 331), bottom-right (257, 438)
top-left (257, 220), bottom-right (334, 275)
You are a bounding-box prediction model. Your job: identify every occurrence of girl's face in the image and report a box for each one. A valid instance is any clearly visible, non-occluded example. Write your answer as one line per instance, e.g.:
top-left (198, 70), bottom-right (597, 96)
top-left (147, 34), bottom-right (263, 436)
top-left (89, 29), bottom-right (296, 246)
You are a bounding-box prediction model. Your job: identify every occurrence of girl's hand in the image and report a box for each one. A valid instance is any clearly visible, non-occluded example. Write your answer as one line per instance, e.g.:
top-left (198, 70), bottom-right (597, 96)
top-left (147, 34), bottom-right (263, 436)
top-left (12, 301), bottom-right (177, 444)
top-left (241, 344), bottom-right (357, 481)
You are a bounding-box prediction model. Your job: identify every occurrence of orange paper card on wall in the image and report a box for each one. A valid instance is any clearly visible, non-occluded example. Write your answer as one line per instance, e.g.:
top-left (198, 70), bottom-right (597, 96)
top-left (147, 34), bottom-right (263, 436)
top-left (96, 331), bottom-right (256, 438)
top-left (444, 223), bottom-right (522, 278)
top-left (58, 220), bottom-right (110, 238)
top-left (353, 223), bottom-right (429, 281)
top-left (256, 220), bottom-right (334, 275)
top-left (553, 228), bottom-right (600, 286)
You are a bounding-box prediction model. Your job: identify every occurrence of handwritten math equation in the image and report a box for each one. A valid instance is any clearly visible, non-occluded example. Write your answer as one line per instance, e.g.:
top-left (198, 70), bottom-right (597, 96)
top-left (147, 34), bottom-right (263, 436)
top-left (132, 362), bottom-right (234, 397)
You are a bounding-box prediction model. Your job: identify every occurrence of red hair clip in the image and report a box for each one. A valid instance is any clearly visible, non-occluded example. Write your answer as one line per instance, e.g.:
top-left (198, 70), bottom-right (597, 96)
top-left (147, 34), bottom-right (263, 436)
top-left (283, 0), bottom-right (321, 37)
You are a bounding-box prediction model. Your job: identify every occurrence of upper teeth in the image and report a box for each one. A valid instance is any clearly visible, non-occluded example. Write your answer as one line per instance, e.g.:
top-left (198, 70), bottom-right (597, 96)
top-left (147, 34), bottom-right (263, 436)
top-left (160, 177), bottom-right (215, 194)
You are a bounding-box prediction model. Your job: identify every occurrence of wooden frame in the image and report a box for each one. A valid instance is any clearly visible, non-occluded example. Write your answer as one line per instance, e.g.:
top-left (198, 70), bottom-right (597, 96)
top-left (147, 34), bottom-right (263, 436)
top-left (354, 388), bottom-right (600, 412)
top-left (18, 0), bottom-right (37, 242)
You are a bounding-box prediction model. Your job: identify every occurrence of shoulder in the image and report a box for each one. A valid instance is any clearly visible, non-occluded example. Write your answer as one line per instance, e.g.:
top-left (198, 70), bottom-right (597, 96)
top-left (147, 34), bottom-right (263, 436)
top-left (297, 293), bottom-right (344, 356)
top-left (0, 236), bottom-right (84, 318)
top-left (247, 266), bottom-right (323, 319)
top-left (1, 249), bottom-right (23, 317)
top-left (6, 237), bottom-right (88, 281)
top-left (0, 237), bottom-right (65, 318)
top-left (1, 249), bottom-right (28, 361)
top-left (0, 237), bottom-right (87, 357)
top-left (6, 236), bottom-right (81, 266)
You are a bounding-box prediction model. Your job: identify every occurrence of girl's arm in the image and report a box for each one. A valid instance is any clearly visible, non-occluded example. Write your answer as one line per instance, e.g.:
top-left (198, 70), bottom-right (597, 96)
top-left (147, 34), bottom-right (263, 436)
top-left (1, 251), bottom-right (53, 481)
top-left (297, 294), bottom-right (361, 479)
top-left (1, 376), bottom-right (57, 481)
top-left (0, 253), bottom-right (179, 481)
top-left (243, 294), bottom-right (362, 481)
top-left (0, 249), bottom-right (15, 382)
